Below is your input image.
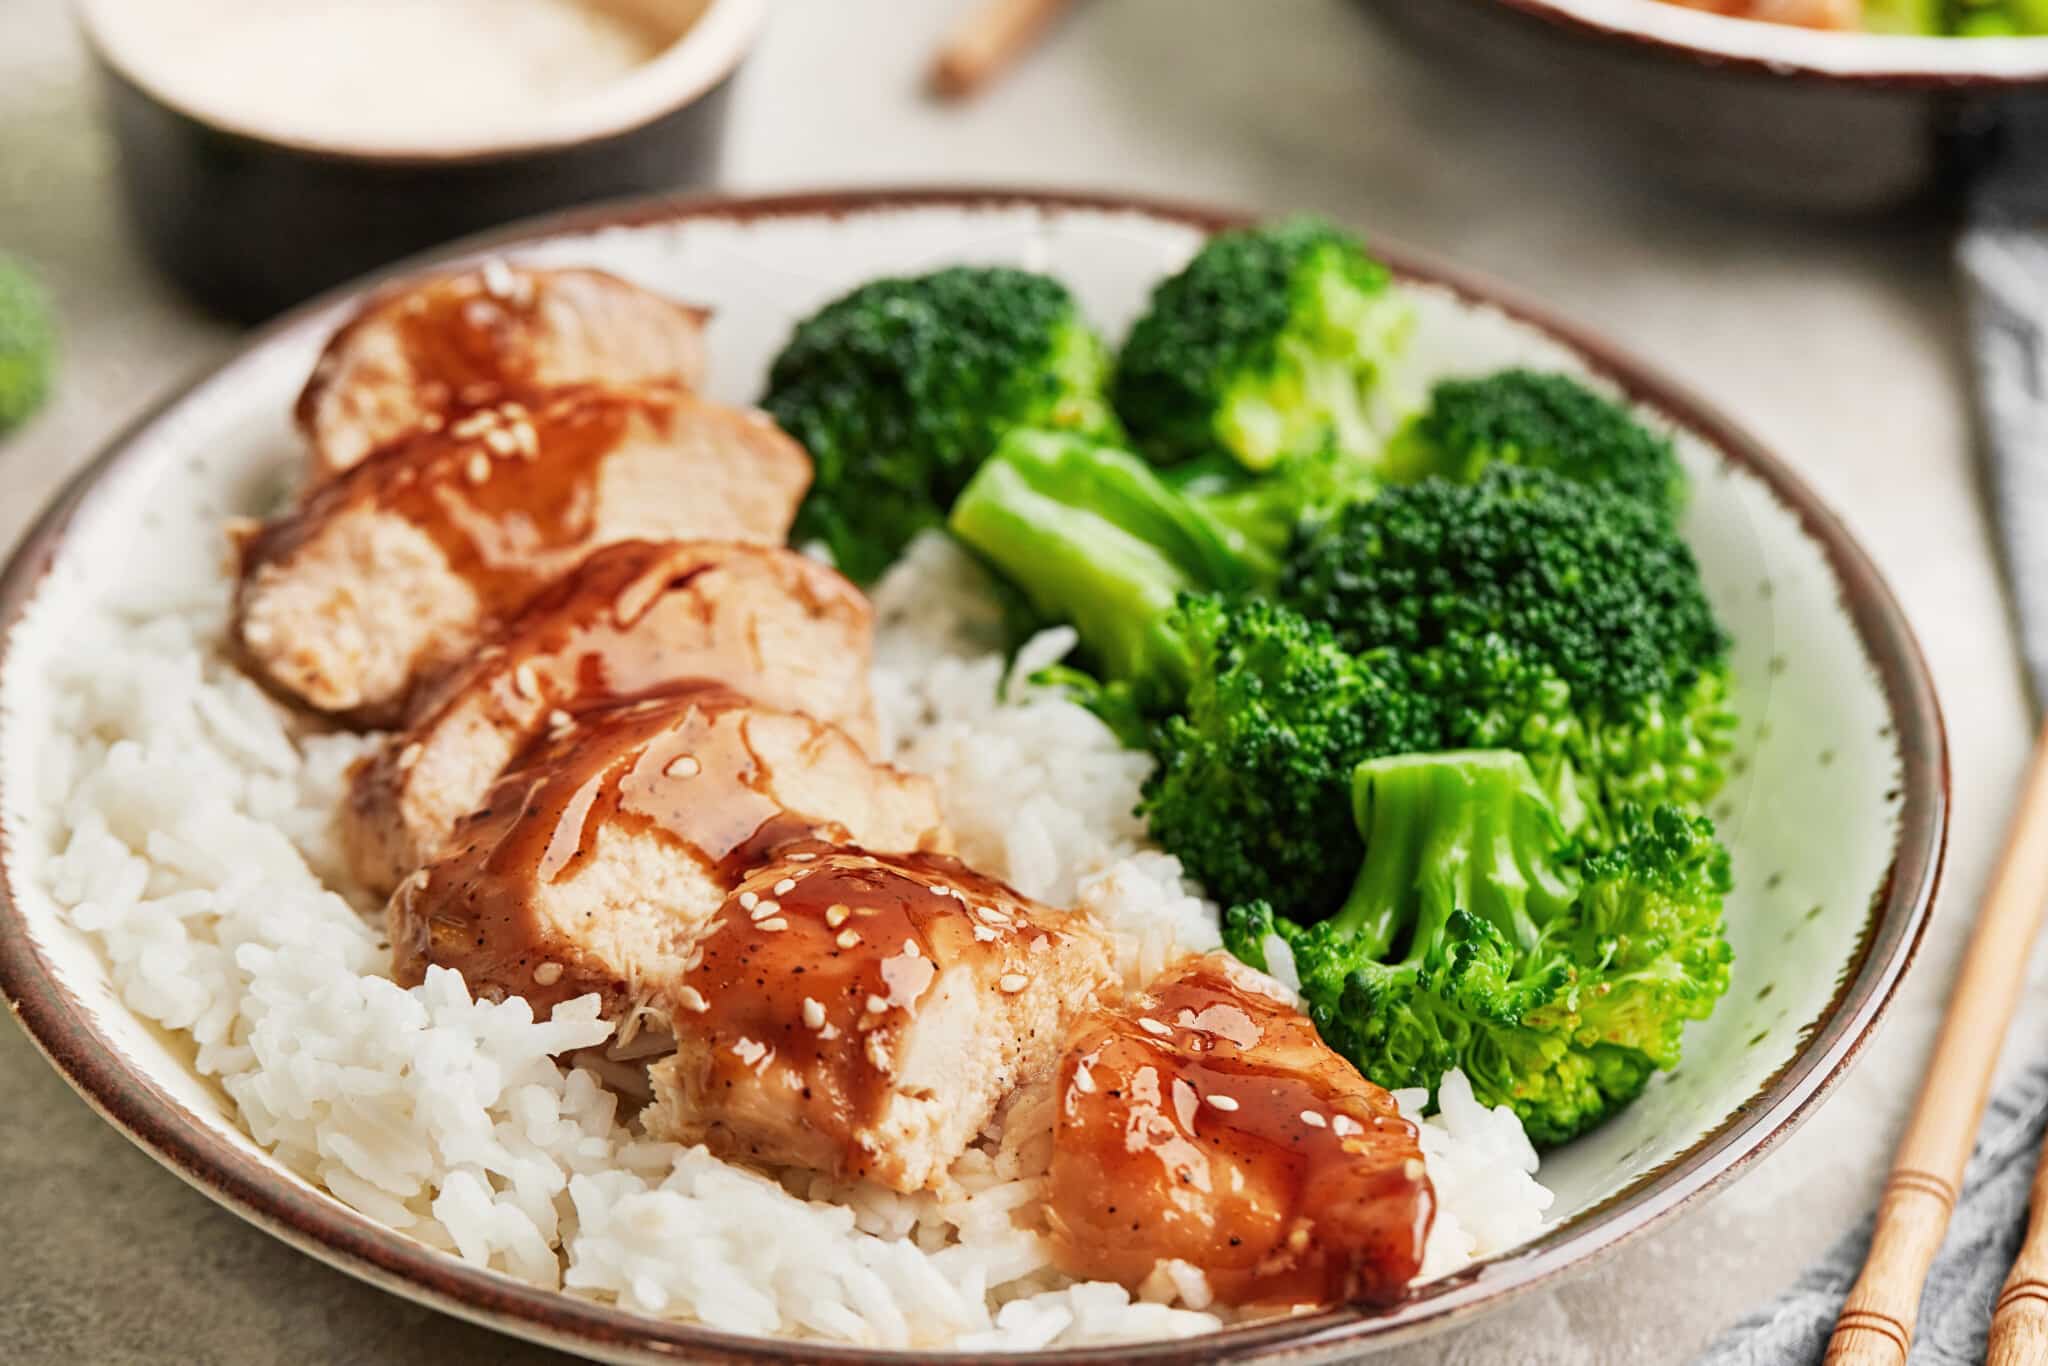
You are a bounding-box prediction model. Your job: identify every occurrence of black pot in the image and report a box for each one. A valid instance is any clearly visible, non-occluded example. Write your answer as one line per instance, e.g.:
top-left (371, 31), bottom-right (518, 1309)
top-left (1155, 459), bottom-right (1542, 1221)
top-left (77, 0), bottom-right (767, 322)
top-left (1358, 0), bottom-right (2048, 214)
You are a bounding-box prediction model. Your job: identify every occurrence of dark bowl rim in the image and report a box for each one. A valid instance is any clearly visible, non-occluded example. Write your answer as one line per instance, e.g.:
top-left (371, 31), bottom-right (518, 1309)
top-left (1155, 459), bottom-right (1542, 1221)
top-left (1477, 0), bottom-right (2048, 88)
top-left (0, 184), bottom-right (1950, 1364)
top-left (70, 0), bottom-right (769, 168)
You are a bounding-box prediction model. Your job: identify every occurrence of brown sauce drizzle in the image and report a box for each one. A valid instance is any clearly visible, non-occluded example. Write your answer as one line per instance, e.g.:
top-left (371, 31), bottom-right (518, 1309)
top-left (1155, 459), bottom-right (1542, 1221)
top-left (482, 686), bottom-right (846, 891)
top-left (247, 385), bottom-right (676, 618)
top-left (1046, 957), bottom-right (1434, 1309)
top-left (673, 849), bottom-right (1068, 1178)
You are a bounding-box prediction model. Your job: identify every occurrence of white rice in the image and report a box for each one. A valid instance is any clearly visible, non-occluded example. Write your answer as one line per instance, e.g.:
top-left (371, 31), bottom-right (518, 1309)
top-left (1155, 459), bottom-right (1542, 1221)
top-left (20, 527), bottom-right (1551, 1349)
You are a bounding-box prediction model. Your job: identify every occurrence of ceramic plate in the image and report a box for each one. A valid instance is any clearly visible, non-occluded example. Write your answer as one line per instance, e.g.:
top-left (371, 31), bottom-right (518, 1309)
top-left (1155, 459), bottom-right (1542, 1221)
top-left (0, 188), bottom-right (1948, 1363)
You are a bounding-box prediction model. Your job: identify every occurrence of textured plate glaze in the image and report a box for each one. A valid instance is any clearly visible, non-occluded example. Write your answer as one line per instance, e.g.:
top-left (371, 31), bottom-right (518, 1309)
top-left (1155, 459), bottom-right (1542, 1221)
top-left (0, 189), bottom-right (1948, 1363)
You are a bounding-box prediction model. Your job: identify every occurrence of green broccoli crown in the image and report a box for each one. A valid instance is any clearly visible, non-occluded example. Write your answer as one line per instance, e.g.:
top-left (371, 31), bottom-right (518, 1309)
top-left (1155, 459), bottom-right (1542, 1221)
top-left (1141, 595), bottom-right (1439, 918)
top-left (1384, 370), bottom-right (1685, 523)
top-left (763, 266), bottom-right (1118, 583)
top-left (1279, 465), bottom-right (1735, 832)
top-left (1223, 750), bottom-right (1733, 1147)
top-left (0, 255), bottom-right (55, 435)
top-left (948, 430), bottom-right (1257, 706)
top-left (1113, 217), bottom-right (1410, 473)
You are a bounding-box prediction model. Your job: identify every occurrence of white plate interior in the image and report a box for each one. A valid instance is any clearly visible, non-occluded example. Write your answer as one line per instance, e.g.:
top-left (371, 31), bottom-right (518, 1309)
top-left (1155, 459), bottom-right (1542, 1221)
top-left (0, 203), bottom-right (1907, 1319)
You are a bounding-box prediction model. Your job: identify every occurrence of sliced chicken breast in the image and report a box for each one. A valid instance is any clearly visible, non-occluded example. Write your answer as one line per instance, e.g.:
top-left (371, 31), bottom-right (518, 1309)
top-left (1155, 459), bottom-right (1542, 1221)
top-left (645, 847), bottom-right (1115, 1193)
top-left (1040, 953), bottom-right (1434, 1309)
top-left (234, 386), bottom-right (810, 725)
top-left (387, 687), bottom-right (946, 1023)
top-left (343, 538), bottom-right (876, 895)
top-left (297, 264), bottom-right (710, 477)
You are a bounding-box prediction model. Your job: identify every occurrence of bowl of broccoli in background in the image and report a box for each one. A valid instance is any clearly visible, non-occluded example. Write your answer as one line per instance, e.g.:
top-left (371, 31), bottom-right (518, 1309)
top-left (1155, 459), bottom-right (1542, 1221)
top-left (0, 188), bottom-right (1948, 1359)
top-left (1359, 0), bottom-right (2048, 213)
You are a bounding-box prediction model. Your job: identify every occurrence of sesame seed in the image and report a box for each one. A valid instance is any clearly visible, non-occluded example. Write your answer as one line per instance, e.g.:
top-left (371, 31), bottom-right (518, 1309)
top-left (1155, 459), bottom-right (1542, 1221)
top-left (397, 742), bottom-right (423, 771)
top-left (1072, 1062), bottom-right (1096, 1094)
top-left (547, 708), bottom-right (574, 734)
top-left (801, 997), bottom-right (826, 1030)
top-left (1331, 1115), bottom-right (1363, 1137)
top-left (732, 1038), bottom-right (767, 1066)
top-left (819, 1024), bottom-right (840, 1041)
top-left (773, 878), bottom-right (797, 896)
top-left (757, 917), bottom-right (788, 933)
top-left (513, 663), bottom-right (540, 701)
top-left (481, 259), bottom-right (516, 298)
top-left (1300, 1110), bottom-right (1327, 1128)
top-left (930, 884), bottom-right (953, 898)
top-left (789, 852), bottom-right (818, 862)
top-left (1205, 1094), bottom-right (1240, 1113)
top-left (738, 891), bottom-right (758, 911)
top-left (512, 422), bottom-right (539, 459)
top-left (825, 906), bottom-right (849, 928)
top-left (466, 451), bottom-right (491, 485)
top-left (836, 929), bottom-right (861, 949)
top-left (971, 925), bottom-right (998, 943)
top-left (532, 961), bottom-right (563, 985)
top-left (750, 900), bottom-right (781, 921)
top-left (664, 754), bottom-right (700, 779)
top-left (1137, 1017), bottom-right (1170, 1037)
top-left (484, 427), bottom-right (518, 456)
top-left (865, 994), bottom-right (888, 1015)
top-left (676, 985), bottom-right (709, 1014)
top-left (451, 412), bottom-right (496, 439)
top-left (998, 973), bottom-right (1028, 993)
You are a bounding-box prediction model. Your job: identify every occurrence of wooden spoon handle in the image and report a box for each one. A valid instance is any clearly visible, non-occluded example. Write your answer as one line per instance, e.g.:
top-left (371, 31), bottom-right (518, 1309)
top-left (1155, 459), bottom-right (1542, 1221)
top-left (1826, 724), bottom-right (2048, 1364)
top-left (1987, 1130), bottom-right (2048, 1365)
top-left (929, 0), bottom-right (1081, 99)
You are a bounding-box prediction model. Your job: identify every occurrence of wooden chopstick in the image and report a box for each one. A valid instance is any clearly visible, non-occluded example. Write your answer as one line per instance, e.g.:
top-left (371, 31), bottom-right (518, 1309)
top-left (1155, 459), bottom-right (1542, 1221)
top-left (1826, 725), bottom-right (2048, 1364)
top-left (928, 0), bottom-right (1081, 100)
top-left (1988, 1140), bottom-right (2048, 1364)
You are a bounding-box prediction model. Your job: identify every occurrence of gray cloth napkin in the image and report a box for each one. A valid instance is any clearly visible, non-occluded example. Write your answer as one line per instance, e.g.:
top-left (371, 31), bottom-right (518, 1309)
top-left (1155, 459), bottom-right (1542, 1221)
top-left (1694, 1059), bottom-right (2048, 1365)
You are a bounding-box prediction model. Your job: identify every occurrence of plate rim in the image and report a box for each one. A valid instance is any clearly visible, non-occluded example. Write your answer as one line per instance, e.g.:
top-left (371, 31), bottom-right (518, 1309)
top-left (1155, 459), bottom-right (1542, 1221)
top-left (0, 184), bottom-right (1951, 1364)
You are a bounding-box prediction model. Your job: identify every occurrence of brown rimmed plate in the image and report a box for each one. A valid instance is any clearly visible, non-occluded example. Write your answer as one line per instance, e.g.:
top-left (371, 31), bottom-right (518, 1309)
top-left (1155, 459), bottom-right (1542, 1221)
top-left (0, 187), bottom-right (1948, 1362)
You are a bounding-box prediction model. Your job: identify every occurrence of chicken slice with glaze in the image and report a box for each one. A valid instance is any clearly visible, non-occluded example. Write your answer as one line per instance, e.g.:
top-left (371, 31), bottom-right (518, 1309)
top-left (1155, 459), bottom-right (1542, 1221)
top-left (645, 846), bottom-right (1115, 1193)
top-left (297, 264), bottom-right (710, 478)
top-left (234, 386), bottom-right (810, 725)
top-left (1039, 953), bottom-right (1433, 1309)
top-left (388, 687), bottom-right (947, 1022)
top-left (343, 538), bottom-right (876, 895)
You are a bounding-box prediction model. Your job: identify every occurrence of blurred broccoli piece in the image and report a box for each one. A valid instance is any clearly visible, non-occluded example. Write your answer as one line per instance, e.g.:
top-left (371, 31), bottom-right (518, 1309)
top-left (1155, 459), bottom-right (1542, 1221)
top-left (1113, 217), bottom-right (1411, 473)
top-left (763, 266), bottom-right (1119, 583)
top-left (0, 255), bottom-right (55, 435)
top-left (1382, 370), bottom-right (1685, 524)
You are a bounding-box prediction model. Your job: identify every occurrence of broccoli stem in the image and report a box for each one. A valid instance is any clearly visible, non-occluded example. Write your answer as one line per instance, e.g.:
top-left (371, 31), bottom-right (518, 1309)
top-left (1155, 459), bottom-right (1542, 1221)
top-left (1331, 750), bottom-right (1582, 960)
top-left (948, 430), bottom-right (1265, 707)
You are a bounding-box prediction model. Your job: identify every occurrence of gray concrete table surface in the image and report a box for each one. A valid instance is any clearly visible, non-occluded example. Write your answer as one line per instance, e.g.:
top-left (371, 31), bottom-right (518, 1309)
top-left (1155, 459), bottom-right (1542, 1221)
top-left (0, 0), bottom-right (2030, 1361)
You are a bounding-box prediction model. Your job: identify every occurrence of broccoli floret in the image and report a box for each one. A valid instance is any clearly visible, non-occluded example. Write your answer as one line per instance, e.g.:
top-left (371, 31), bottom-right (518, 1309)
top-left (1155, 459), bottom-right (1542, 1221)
top-left (1163, 444), bottom-right (1380, 580)
top-left (1224, 751), bottom-right (1732, 1146)
top-left (0, 255), bottom-right (55, 435)
top-left (948, 430), bottom-right (1257, 706)
top-left (1382, 370), bottom-right (1685, 523)
top-left (1278, 465), bottom-right (1735, 839)
top-left (763, 267), bottom-right (1118, 583)
top-left (1139, 595), bottom-right (1439, 917)
top-left (1113, 217), bottom-right (1411, 473)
